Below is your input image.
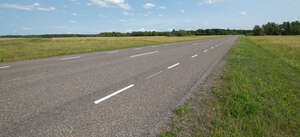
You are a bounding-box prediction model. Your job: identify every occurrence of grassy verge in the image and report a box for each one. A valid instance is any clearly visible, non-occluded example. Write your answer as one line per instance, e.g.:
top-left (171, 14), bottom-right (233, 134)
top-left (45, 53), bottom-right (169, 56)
top-left (160, 36), bottom-right (300, 137)
top-left (0, 36), bottom-right (220, 63)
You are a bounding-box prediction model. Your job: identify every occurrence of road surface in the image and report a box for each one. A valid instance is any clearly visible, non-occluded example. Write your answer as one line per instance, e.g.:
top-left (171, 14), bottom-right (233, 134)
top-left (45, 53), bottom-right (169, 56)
top-left (0, 36), bottom-right (238, 137)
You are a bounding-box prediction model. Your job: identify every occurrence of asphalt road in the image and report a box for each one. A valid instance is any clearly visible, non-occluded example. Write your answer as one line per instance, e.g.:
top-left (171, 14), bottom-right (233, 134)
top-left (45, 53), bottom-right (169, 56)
top-left (0, 36), bottom-right (238, 137)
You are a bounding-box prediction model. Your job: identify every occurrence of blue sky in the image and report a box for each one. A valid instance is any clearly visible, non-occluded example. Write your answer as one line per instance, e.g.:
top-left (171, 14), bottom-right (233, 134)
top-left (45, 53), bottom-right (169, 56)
top-left (0, 0), bottom-right (299, 35)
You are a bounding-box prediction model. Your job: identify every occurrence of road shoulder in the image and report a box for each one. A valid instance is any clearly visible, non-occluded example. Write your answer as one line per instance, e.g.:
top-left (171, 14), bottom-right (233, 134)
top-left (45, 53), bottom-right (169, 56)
top-left (158, 46), bottom-right (229, 137)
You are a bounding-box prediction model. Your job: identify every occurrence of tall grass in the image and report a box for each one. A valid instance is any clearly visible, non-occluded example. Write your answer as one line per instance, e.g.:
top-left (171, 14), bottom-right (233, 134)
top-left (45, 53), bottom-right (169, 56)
top-left (212, 37), bottom-right (300, 137)
top-left (249, 36), bottom-right (300, 70)
top-left (160, 36), bottom-right (300, 137)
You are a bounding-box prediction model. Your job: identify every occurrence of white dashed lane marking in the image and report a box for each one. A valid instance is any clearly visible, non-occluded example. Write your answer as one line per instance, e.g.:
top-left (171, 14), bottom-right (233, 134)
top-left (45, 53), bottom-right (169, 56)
top-left (168, 63), bottom-right (180, 70)
top-left (146, 71), bottom-right (162, 79)
top-left (0, 65), bottom-right (10, 69)
top-left (191, 54), bottom-right (198, 58)
top-left (130, 51), bottom-right (159, 58)
top-left (94, 84), bottom-right (135, 104)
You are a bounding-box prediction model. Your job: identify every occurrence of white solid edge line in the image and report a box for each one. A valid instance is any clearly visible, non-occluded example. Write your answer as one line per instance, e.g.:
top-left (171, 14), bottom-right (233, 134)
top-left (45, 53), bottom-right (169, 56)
top-left (146, 71), bottom-right (162, 79)
top-left (192, 54), bottom-right (198, 58)
top-left (0, 65), bottom-right (10, 69)
top-left (168, 63), bottom-right (180, 70)
top-left (130, 51), bottom-right (159, 58)
top-left (94, 84), bottom-right (135, 104)
top-left (60, 56), bottom-right (81, 60)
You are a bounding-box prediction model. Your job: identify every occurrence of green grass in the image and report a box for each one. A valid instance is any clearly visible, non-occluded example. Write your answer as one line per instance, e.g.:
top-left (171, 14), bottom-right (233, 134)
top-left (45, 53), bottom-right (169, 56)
top-left (0, 36), bottom-right (219, 63)
top-left (160, 36), bottom-right (300, 137)
top-left (173, 105), bottom-right (186, 118)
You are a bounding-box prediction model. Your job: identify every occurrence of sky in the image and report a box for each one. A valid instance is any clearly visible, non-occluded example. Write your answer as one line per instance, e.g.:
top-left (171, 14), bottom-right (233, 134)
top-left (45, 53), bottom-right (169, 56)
top-left (0, 0), bottom-right (299, 35)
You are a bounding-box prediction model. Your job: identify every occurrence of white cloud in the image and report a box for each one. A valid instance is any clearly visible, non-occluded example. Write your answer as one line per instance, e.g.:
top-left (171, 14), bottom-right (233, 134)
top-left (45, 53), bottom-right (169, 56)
top-left (203, 0), bottom-right (223, 5)
top-left (72, 12), bottom-right (78, 16)
top-left (69, 20), bottom-right (77, 23)
top-left (33, 3), bottom-right (40, 7)
top-left (70, 0), bottom-right (81, 4)
top-left (128, 28), bottom-right (157, 32)
top-left (207, 0), bottom-right (217, 4)
top-left (91, 0), bottom-right (130, 10)
top-left (180, 9), bottom-right (185, 13)
top-left (137, 28), bottom-right (146, 31)
top-left (0, 3), bottom-right (55, 11)
top-left (144, 3), bottom-right (155, 9)
top-left (23, 27), bottom-right (32, 30)
top-left (159, 6), bottom-right (167, 10)
top-left (37, 7), bottom-right (55, 11)
top-left (240, 11), bottom-right (247, 16)
top-left (123, 11), bottom-right (133, 16)
top-left (0, 4), bottom-right (32, 11)
top-left (158, 14), bottom-right (163, 17)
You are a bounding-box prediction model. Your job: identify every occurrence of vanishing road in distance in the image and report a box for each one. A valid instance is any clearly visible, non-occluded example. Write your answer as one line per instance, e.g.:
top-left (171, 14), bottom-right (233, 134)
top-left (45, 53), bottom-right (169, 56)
top-left (0, 36), bottom-right (238, 137)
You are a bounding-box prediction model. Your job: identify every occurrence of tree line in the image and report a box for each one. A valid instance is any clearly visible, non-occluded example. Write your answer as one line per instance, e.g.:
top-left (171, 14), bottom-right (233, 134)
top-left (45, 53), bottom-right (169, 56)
top-left (253, 21), bottom-right (300, 35)
top-left (99, 29), bottom-right (252, 37)
top-left (1, 20), bottom-right (299, 38)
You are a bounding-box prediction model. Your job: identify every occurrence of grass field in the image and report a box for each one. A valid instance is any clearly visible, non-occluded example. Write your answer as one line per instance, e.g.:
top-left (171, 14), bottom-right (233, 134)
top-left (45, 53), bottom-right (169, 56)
top-left (0, 36), bottom-right (219, 63)
top-left (160, 36), bottom-right (300, 137)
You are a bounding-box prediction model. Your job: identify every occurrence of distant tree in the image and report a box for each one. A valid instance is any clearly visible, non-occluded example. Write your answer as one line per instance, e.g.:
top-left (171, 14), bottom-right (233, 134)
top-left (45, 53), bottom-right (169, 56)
top-left (280, 22), bottom-right (291, 35)
top-left (253, 25), bottom-right (264, 36)
top-left (263, 22), bottom-right (281, 35)
top-left (290, 21), bottom-right (300, 35)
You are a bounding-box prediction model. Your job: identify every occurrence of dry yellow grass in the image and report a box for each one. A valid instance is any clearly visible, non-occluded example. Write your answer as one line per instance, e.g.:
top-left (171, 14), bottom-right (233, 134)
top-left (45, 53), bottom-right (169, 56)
top-left (0, 36), bottom-right (221, 62)
top-left (52, 36), bottom-right (220, 42)
top-left (249, 36), bottom-right (300, 70)
top-left (0, 38), bottom-right (25, 41)
top-left (250, 36), bottom-right (300, 47)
